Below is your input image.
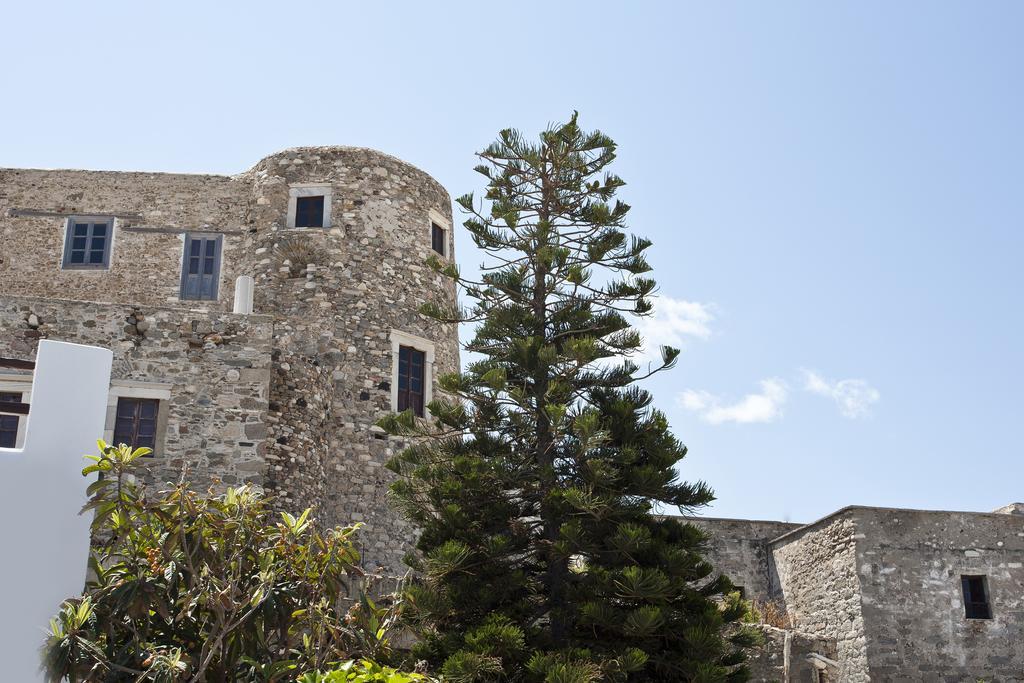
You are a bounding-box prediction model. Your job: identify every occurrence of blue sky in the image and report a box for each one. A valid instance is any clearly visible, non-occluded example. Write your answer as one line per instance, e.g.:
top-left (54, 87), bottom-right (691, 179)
top-left (2, 1), bottom-right (1022, 524)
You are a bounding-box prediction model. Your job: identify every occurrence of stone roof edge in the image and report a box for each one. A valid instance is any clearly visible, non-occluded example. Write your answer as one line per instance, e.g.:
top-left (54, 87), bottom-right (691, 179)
top-left (0, 145), bottom-right (445, 187)
top-left (0, 166), bottom-right (234, 179)
top-left (675, 514), bottom-right (805, 527)
top-left (768, 504), bottom-right (1024, 547)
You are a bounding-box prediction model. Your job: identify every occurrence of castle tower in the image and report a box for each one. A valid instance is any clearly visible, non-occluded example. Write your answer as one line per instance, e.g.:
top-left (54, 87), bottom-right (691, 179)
top-left (0, 147), bottom-right (458, 571)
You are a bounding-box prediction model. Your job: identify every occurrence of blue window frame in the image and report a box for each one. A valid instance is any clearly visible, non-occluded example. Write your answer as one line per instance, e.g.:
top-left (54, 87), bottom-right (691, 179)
top-left (62, 217), bottom-right (113, 269)
top-left (180, 233), bottom-right (222, 301)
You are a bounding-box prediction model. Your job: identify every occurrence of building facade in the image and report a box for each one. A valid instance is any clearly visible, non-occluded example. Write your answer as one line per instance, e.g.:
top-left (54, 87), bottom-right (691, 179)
top-left (692, 504), bottom-right (1024, 681)
top-left (0, 147), bottom-right (459, 571)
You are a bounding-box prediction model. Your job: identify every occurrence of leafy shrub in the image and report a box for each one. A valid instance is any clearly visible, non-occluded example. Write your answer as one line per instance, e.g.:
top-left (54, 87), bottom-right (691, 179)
top-left (42, 441), bottom-right (405, 682)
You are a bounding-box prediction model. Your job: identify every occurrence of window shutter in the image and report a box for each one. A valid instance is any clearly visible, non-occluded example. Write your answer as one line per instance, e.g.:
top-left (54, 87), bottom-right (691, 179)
top-left (181, 234), bottom-right (222, 301)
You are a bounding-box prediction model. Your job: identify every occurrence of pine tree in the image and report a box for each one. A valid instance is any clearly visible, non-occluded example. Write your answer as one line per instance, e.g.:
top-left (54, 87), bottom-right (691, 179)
top-left (382, 114), bottom-right (757, 682)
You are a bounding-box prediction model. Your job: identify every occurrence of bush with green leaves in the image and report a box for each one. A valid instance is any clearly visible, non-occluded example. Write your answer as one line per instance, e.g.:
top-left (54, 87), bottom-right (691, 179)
top-left (42, 442), bottom-right (411, 682)
top-left (382, 114), bottom-right (759, 681)
top-left (297, 659), bottom-right (431, 682)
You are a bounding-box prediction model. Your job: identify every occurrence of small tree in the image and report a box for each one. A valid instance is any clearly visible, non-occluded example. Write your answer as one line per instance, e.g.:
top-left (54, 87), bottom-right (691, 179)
top-left (383, 114), bottom-right (756, 681)
top-left (43, 442), bottom-right (411, 683)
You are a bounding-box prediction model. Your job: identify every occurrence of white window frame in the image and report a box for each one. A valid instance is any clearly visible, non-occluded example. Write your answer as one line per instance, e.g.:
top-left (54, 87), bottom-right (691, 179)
top-left (428, 209), bottom-right (452, 259)
top-left (104, 381), bottom-right (172, 454)
top-left (389, 330), bottom-right (435, 416)
top-left (0, 375), bottom-right (33, 449)
top-left (287, 183), bottom-right (333, 229)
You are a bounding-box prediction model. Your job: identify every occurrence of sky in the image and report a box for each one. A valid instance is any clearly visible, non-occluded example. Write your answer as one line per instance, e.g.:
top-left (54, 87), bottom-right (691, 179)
top-left (2, 1), bottom-right (1022, 525)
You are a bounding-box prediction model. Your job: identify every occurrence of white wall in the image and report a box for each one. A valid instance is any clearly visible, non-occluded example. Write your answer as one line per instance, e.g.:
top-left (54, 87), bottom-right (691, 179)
top-left (0, 340), bottom-right (112, 681)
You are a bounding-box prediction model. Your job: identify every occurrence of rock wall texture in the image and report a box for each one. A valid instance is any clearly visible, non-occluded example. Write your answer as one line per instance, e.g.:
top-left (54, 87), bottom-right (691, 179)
top-left (686, 517), bottom-right (802, 602)
top-left (853, 508), bottom-right (1024, 681)
top-left (770, 512), bottom-right (869, 681)
top-left (0, 295), bottom-right (272, 488)
top-left (0, 147), bottom-right (459, 571)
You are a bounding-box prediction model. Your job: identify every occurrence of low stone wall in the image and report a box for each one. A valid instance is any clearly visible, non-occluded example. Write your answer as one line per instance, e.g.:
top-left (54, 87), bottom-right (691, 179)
top-left (745, 625), bottom-right (837, 682)
top-left (0, 294), bottom-right (273, 489)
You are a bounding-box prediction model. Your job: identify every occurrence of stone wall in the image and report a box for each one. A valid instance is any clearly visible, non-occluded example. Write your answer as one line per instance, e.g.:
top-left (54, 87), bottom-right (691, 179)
top-left (0, 295), bottom-right (272, 489)
top-left (686, 516), bottom-right (802, 602)
top-left (0, 168), bottom-right (249, 310)
top-left (854, 507), bottom-right (1024, 681)
top-left (770, 510), bottom-right (870, 681)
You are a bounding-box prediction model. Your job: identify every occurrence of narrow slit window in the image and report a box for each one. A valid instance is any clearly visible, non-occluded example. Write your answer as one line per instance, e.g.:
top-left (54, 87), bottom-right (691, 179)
top-left (396, 345), bottom-right (426, 417)
top-left (180, 233), bottom-right (222, 301)
top-left (62, 218), bottom-right (113, 269)
top-left (961, 575), bottom-right (992, 619)
top-left (0, 391), bottom-right (22, 448)
top-left (295, 195), bottom-right (325, 228)
top-left (431, 222), bottom-right (446, 255)
top-left (113, 397), bottom-right (160, 453)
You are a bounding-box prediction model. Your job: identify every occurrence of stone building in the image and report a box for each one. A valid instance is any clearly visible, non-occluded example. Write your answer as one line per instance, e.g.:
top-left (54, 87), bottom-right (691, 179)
top-left (0, 146), bottom-right (459, 571)
top-left (691, 503), bottom-right (1024, 681)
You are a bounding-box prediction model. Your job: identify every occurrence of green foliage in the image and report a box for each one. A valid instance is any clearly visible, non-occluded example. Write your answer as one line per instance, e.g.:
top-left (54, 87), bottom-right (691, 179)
top-left (297, 660), bottom-right (432, 682)
top-left (42, 441), bottom-right (408, 682)
top-left (382, 115), bottom-right (756, 680)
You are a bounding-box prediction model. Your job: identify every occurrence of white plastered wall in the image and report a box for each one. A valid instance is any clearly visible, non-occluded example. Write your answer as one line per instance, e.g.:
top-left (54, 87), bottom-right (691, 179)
top-left (0, 340), bottom-right (112, 682)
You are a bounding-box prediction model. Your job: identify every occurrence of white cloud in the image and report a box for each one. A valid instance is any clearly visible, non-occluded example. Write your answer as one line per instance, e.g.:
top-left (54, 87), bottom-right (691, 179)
top-left (677, 378), bottom-right (788, 425)
top-left (802, 370), bottom-right (880, 419)
top-left (632, 297), bottom-right (714, 367)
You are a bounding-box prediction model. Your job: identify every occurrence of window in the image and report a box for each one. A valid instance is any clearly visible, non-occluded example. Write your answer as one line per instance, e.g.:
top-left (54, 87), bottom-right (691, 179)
top-left (431, 222), bottom-right (446, 255)
top-left (428, 209), bottom-right (451, 258)
top-left (397, 345), bottom-right (426, 416)
top-left (0, 391), bottom-right (21, 448)
top-left (113, 397), bottom-right (159, 452)
top-left (961, 575), bottom-right (991, 619)
top-left (390, 330), bottom-right (435, 418)
top-left (62, 217), bottom-right (113, 269)
top-left (180, 233), bottom-right (222, 301)
top-left (287, 184), bottom-right (332, 228)
top-left (295, 196), bottom-right (325, 228)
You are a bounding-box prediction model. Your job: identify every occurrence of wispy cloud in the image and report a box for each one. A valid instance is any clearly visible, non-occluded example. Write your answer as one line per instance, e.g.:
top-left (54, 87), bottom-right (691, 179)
top-left (632, 297), bottom-right (714, 367)
top-left (678, 379), bottom-right (788, 425)
top-left (802, 370), bottom-right (880, 418)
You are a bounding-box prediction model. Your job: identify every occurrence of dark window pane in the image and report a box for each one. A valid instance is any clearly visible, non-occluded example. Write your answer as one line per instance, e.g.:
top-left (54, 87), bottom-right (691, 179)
top-left (962, 575), bottom-right (992, 619)
top-left (295, 196), bottom-right (325, 228)
top-left (72, 237), bottom-right (88, 250)
top-left (191, 240), bottom-right (202, 256)
top-left (113, 398), bottom-right (159, 455)
top-left (88, 250), bottom-right (106, 264)
top-left (205, 240), bottom-right (216, 257)
top-left (0, 391), bottom-right (21, 448)
top-left (74, 223), bottom-right (89, 236)
top-left (90, 236), bottom-right (105, 250)
top-left (92, 224), bottom-right (107, 237)
top-left (70, 251), bottom-right (85, 264)
top-left (431, 223), bottom-right (445, 255)
top-left (203, 257), bottom-right (215, 275)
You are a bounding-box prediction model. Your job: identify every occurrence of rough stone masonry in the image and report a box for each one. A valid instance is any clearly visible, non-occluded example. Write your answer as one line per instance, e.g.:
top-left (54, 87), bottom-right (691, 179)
top-left (0, 146), bottom-right (459, 572)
